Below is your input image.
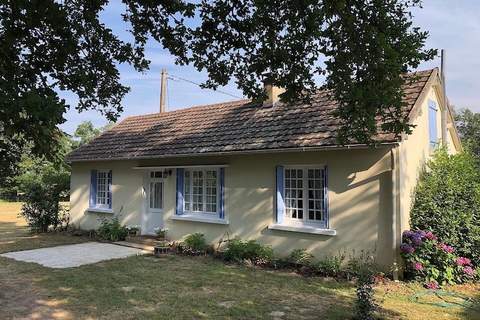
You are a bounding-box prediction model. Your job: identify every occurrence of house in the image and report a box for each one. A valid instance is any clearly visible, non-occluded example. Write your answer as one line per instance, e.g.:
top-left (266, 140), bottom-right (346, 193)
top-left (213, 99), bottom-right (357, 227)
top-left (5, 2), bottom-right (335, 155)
top-left (67, 68), bottom-right (462, 267)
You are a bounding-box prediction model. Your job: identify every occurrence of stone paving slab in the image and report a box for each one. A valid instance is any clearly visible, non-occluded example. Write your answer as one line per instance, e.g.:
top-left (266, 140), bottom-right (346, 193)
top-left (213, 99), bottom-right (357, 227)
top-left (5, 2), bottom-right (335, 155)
top-left (0, 242), bottom-right (147, 268)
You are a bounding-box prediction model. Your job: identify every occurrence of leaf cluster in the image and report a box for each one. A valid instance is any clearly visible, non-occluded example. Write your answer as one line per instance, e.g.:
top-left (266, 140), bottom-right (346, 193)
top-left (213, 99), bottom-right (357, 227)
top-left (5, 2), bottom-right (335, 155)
top-left (1, 0), bottom-right (436, 178)
top-left (124, 0), bottom-right (436, 143)
top-left (455, 108), bottom-right (480, 159)
top-left (19, 161), bottom-right (70, 232)
top-left (411, 148), bottom-right (480, 263)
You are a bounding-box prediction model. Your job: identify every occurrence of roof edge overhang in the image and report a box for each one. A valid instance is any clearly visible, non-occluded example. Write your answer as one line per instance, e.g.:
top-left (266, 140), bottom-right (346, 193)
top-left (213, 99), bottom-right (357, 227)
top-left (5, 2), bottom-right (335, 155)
top-left (133, 164), bottom-right (229, 170)
top-left (67, 142), bottom-right (399, 163)
top-left (403, 68), bottom-right (463, 152)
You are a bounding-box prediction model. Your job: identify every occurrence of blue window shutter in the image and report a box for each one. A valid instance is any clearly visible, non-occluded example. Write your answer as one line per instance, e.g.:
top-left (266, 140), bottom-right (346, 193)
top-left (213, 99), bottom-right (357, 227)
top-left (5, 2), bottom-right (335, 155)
top-left (219, 168), bottom-right (225, 219)
top-left (176, 168), bottom-right (184, 215)
top-left (428, 100), bottom-right (438, 146)
top-left (323, 166), bottom-right (329, 228)
top-left (89, 170), bottom-right (97, 208)
top-left (275, 166), bottom-right (285, 224)
top-left (107, 170), bottom-right (112, 209)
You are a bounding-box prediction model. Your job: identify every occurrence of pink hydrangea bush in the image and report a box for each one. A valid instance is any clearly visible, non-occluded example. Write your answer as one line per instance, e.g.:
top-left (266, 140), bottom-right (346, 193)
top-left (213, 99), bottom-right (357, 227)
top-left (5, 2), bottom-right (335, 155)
top-left (400, 230), bottom-right (479, 288)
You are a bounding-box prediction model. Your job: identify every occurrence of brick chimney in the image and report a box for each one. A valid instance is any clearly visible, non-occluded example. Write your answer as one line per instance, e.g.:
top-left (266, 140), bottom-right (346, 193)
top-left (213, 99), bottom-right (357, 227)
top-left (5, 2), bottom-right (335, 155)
top-left (263, 79), bottom-right (285, 106)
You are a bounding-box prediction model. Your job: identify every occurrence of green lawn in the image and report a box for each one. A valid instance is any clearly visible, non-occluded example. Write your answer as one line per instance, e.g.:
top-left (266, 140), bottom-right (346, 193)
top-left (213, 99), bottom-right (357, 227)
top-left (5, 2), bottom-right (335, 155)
top-left (1, 202), bottom-right (479, 319)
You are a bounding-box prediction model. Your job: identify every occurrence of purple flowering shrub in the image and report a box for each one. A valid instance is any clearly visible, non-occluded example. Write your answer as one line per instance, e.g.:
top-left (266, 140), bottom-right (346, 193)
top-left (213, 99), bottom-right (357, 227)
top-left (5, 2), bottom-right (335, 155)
top-left (401, 230), bottom-right (479, 288)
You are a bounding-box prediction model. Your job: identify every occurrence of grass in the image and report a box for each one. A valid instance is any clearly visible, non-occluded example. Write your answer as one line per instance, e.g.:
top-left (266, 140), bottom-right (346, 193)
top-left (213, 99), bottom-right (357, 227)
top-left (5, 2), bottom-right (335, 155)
top-left (0, 202), bottom-right (89, 253)
top-left (0, 202), bottom-right (479, 319)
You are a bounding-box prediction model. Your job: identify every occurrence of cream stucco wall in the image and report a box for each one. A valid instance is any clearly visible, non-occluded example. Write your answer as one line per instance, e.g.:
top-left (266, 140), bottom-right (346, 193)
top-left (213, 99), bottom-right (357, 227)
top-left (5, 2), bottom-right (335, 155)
top-left (70, 147), bottom-right (397, 265)
top-left (398, 81), bottom-right (460, 235)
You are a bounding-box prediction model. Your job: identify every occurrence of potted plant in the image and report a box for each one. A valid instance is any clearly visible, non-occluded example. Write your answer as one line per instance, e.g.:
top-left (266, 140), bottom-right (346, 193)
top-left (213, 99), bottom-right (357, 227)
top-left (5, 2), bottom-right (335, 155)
top-left (125, 225), bottom-right (140, 236)
top-left (154, 227), bottom-right (168, 239)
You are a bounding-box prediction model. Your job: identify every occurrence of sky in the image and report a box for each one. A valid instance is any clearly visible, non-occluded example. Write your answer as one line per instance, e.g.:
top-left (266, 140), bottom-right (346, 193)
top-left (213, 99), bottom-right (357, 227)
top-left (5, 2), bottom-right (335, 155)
top-left (59, 0), bottom-right (480, 134)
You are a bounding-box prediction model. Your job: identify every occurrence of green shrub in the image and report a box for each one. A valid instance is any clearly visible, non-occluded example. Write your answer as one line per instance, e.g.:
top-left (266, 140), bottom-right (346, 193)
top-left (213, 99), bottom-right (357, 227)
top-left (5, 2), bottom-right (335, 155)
top-left (19, 163), bottom-right (70, 232)
top-left (312, 255), bottom-right (344, 277)
top-left (343, 251), bottom-right (384, 279)
top-left (411, 148), bottom-right (480, 263)
top-left (182, 233), bottom-right (208, 254)
top-left (98, 218), bottom-right (128, 241)
top-left (355, 264), bottom-right (378, 320)
top-left (401, 230), bottom-right (478, 288)
top-left (286, 248), bottom-right (314, 266)
top-left (223, 239), bottom-right (274, 265)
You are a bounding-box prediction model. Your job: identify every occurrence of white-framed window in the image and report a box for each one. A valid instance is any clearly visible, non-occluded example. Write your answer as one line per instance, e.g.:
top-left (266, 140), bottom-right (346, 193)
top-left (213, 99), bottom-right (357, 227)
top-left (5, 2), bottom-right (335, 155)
top-left (184, 168), bottom-right (219, 214)
top-left (284, 166), bottom-right (327, 226)
top-left (90, 169), bottom-right (112, 209)
top-left (148, 171), bottom-right (164, 210)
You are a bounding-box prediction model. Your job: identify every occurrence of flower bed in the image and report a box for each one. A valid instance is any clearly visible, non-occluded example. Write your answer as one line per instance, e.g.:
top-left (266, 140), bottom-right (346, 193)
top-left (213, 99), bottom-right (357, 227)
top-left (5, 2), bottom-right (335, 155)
top-left (401, 230), bottom-right (479, 288)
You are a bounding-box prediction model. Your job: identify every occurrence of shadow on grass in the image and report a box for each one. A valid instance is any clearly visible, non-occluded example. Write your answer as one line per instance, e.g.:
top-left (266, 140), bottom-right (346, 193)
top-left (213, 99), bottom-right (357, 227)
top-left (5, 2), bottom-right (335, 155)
top-left (461, 286), bottom-right (480, 320)
top-left (1, 254), bottom-right (397, 320)
top-left (0, 221), bottom-right (90, 254)
top-left (0, 256), bottom-right (76, 320)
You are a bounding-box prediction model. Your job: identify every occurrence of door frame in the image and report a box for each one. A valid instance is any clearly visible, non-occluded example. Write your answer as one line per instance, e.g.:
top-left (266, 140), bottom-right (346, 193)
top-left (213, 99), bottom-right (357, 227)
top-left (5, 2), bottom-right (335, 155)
top-left (141, 171), bottom-right (165, 235)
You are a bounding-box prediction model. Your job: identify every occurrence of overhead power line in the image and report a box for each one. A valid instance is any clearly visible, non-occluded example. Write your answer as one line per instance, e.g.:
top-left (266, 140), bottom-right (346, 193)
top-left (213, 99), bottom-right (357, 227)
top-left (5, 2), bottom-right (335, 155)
top-left (168, 74), bottom-right (243, 99)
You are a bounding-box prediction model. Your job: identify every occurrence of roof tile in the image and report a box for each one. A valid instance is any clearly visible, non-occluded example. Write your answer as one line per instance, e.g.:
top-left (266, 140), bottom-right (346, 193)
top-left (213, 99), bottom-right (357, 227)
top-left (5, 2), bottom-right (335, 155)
top-left (67, 69), bottom-right (435, 162)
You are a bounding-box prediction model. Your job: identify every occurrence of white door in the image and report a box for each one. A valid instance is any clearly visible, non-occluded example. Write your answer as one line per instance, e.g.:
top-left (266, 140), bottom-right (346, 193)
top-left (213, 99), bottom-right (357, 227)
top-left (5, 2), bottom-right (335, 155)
top-left (142, 171), bottom-right (165, 235)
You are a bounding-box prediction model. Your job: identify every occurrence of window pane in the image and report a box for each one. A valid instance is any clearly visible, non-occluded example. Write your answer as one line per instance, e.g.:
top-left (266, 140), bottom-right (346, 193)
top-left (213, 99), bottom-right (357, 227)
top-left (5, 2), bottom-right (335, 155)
top-left (149, 181), bottom-right (163, 209)
top-left (284, 169), bottom-right (304, 221)
top-left (184, 170), bottom-right (191, 211)
top-left (307, 168), bottom-right (326, 222)
top-left (155, 182), bottom-right (162, 208)
top-left (192, 170), bottom-right (204, 212)
top-left (96, 171), bottom-right (109, 206)
top-left (183, 169), bottom-right (219, 213)
top-left (308, 169), bottom-right (314, 178)
top-left (149, 182), bottom-right (154, 208)
top-left (204, 170), bottom-right (217, 213)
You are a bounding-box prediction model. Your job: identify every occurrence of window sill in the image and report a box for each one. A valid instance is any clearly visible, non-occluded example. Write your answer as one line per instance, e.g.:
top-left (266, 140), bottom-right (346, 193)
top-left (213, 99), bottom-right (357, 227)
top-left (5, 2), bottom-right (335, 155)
top-left (268, 224), bottom-right (336, 236)
top-left (86, 208), bottom-right (114, 214)
top-left (170, 215), bottom-right (229, 225)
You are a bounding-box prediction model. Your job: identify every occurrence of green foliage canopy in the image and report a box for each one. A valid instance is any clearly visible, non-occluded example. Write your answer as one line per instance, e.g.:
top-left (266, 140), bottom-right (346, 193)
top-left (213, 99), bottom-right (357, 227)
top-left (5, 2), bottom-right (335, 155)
top-left (410, 148), bottom-right (480, 263)
top-left (0, 121), bottom-right (103, 197)
top-left (0, 0), bottom-right (147, 181)
top-left (1, 0), bottom-right (435, 179)
top-left (125, 0), bottom-right (436, 144)
top-left (455, 108), bottom-right (480, 159)
top-left (71, 120), bottom-right (112, 149)
top-left (19, 161), bottom-right (70, 232)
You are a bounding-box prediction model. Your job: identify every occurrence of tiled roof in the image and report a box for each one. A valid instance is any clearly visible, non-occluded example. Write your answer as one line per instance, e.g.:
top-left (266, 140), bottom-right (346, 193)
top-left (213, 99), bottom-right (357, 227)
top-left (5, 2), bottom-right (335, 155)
top-left (67, 69), bottom-right (435, 162)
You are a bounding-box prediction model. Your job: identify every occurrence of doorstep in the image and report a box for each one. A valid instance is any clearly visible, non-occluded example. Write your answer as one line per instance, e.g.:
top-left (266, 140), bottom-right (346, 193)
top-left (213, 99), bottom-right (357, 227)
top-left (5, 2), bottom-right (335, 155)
top-left (113, 241), bottom-right (155, 252)
top-left (125, 235), bottom-right (166, 246)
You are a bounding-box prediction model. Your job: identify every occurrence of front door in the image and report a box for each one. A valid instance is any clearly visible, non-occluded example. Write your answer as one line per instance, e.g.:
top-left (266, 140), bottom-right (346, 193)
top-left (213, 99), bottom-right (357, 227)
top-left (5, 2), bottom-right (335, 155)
top-left (142, 171), bottom-right (164, 235)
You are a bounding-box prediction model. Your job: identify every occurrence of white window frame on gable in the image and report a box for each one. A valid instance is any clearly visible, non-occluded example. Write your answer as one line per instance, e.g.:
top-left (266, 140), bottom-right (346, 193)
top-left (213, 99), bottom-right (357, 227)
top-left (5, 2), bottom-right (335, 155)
top-left (89, 169), bottom-right (112, 212)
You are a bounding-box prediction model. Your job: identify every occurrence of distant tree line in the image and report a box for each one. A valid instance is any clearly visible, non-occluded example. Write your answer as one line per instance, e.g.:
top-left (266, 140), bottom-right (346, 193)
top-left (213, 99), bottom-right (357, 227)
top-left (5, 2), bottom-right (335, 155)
top-left (0, 121), bottom-right (110, 201)
top-left (455, 108), bottom-right (480, 159)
